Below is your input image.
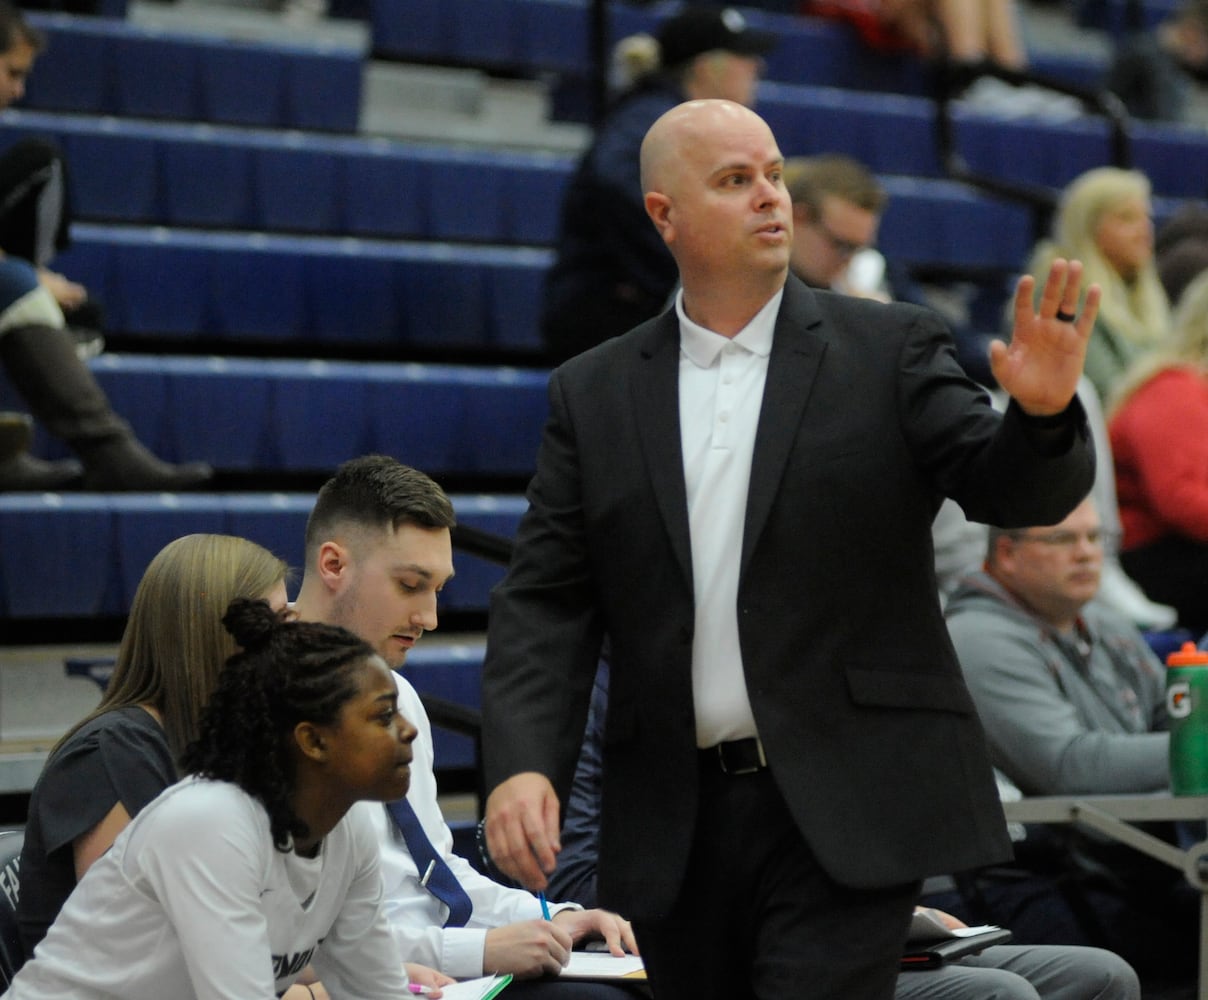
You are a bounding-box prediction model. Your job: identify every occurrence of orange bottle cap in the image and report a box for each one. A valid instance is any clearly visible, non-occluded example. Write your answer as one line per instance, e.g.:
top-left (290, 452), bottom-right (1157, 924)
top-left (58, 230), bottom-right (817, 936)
top-left (1167, 641), bottom-right (1208, 666)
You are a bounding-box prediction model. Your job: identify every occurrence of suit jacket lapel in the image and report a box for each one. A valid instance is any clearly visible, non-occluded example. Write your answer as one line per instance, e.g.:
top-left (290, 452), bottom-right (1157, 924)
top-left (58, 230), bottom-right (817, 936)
top-left (742, 277), bottom-right (827, 575)
top-left (632, 311), bottom-right (694, 589)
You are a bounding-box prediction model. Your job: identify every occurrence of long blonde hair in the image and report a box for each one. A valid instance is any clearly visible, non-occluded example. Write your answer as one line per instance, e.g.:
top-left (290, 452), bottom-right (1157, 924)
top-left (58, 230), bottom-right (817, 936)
top-left (52, 534), bottom-right (289, 763)
top-left (1029, 167), bottom-right (1169, 349)
top-left (1110, 267), bottom-right (1208, 413)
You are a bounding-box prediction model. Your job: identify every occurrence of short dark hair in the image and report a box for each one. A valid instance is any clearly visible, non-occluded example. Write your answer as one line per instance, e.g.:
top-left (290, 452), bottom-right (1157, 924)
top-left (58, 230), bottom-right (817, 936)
top-left (0, 2), bottom-right (44, 55)
top-left (305, 455), bottom-right (456, 558)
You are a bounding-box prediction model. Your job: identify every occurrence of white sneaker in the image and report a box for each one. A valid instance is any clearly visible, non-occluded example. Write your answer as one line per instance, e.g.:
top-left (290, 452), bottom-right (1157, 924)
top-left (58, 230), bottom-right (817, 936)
top-left (956, 77), bottom-right (1082, 123)
top-left (281, 0), bottom-right (326, 22)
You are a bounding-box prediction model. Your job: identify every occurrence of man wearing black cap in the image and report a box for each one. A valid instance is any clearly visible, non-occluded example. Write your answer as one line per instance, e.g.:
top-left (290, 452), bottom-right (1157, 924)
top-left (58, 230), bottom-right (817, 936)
top-left (540, 7), bottom-right (776, 364)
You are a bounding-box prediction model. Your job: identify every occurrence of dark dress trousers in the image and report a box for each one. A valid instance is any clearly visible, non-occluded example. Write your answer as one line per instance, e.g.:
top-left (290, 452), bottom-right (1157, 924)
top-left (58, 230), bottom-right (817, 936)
top-left (482, 275), bottom-right (1095, 924)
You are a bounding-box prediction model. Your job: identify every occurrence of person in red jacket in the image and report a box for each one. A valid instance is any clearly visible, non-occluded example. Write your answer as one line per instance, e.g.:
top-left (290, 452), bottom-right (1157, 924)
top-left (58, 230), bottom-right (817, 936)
top-left (1109, 266), bottom-right (1208, 634)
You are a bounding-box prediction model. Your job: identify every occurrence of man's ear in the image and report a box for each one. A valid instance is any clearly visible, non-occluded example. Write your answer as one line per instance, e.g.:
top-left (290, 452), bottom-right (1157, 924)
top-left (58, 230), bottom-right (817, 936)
top-left (645, 191), bottom-right (673, 243)
top-left (792, 202), bottom-right (811, 225)
top-left (315, 540), bottom-right (349, 590)
top-left (294, 721), bottom-right (327, 764)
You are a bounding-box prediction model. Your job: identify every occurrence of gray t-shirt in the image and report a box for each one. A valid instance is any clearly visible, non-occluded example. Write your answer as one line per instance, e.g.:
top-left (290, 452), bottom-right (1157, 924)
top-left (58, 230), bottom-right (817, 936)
top-left (17, 705), bottom-right (175, 959)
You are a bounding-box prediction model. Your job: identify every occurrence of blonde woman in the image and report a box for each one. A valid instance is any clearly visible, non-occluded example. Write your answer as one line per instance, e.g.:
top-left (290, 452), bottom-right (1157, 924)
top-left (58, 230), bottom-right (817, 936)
top-left (1109, 269), bottom-right (1208, 632)
top-left (1028, 167), bottom-right (1170, 403)
top-left (16, 534), bottom-right (289, 961)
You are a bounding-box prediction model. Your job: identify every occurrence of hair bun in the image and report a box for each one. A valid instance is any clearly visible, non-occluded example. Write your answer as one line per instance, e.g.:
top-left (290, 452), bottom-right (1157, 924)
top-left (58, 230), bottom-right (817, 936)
top-left (222, 597), bottom-right (280, 650)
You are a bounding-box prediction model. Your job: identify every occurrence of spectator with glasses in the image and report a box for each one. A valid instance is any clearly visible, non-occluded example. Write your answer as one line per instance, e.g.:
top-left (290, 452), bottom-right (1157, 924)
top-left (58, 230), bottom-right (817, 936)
top-left (946, 494), bottom-right (1169, 797)
top-left (942, 495), bottom-right (1203, 988)
top-left (783, 154), bottom-right (890, 302)
top-left (782, 153), bottom-right (1004, 387)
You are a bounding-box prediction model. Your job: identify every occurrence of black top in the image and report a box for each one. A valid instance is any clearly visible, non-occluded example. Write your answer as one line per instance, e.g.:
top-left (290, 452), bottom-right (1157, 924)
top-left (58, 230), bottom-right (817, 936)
top-left (16, 706), bottom-right (175, 960)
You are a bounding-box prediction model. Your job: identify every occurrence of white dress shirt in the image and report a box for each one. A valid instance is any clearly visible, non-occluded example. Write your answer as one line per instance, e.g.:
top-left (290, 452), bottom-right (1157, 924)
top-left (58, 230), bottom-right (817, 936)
top-left (356, 672), bottom-right (579, 978)
top-left (677, 288), bottom-right (782, 747)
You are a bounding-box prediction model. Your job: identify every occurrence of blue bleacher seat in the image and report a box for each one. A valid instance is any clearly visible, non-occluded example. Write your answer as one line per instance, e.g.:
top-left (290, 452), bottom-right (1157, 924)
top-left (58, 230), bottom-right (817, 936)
top-left (9, 102), bottom-right (1205, 261)
top-left (0, 494), bottom-right (527, 619)
top-left (159, 136), bottom-right (255, 228)
top-left (112, 495), bottom-right (230, 606)
top-left (0, 495), bottom-right (118, 617)
top-left (303, 251), bottom-right (406, 346)
top-left (485, 251), bottom-right (548, 350)
top-left (427, 151), bottom-right (508, 243)
top-left (497, 154), bottom-right (573, 245)
top-left (405, 642), bottom-right (486, 768)
top-left (253, 143), bottom-right (344, 232)
top-left (283, 48), bottom-right (363, 133)
top-left (342, 142), bottom-right (431, 238)
top-left (759, 83), bottom-right (944, 178)
top-left (200, 46), bottom-right (287, 128)
top-left (0, 354), bottom-right (550, 477)
top-left (23, 14), bottom-right (361, 132)
top-left (448, 0), bottom-right (519, 67)
top-left (22, 16), bottom-right (111, 114)
top-left (371, 0), bottom-right (449, 62)
top-left (61, 128), bottom-right (159, 223)
top-left (112, 33), bottom-right (202, 121)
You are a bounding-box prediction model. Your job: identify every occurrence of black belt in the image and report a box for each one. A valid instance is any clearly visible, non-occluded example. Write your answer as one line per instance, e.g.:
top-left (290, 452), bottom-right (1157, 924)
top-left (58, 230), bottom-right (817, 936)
top-left (701, 737), bottom-right (767, 775)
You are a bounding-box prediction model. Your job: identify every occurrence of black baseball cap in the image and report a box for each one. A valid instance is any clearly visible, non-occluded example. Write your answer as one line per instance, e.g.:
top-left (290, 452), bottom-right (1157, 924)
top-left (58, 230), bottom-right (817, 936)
top-left (657, 6), bottom-right (778, 69)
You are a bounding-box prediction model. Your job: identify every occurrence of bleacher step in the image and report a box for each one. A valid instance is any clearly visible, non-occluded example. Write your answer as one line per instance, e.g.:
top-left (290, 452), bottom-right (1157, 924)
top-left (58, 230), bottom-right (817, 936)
top-left (129, 0), bottom-right (368, 51)
top-left (360, 61), bottom-right (589, 154)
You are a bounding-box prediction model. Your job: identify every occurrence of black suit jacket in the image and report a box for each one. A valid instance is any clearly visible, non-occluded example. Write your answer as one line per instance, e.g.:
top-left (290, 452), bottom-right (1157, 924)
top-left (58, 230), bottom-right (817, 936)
top-left (482, 276), bottom-right (1094, 922)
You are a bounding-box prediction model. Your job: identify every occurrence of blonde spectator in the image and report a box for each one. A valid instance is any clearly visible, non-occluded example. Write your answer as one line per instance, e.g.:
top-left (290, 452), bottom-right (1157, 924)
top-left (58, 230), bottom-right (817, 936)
top-left (1027, 167), bottom-right (1170, 403)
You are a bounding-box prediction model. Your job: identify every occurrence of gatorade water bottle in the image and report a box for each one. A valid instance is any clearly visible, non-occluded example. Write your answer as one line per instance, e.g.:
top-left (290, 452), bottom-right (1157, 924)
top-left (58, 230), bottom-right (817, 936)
top-left (1166, 642), bottom-right (1208, 795)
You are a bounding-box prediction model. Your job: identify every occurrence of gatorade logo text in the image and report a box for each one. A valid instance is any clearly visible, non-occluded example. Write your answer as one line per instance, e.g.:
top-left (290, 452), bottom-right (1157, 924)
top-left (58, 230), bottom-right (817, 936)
top-left (1169, 681), bottom-right (1193, 719)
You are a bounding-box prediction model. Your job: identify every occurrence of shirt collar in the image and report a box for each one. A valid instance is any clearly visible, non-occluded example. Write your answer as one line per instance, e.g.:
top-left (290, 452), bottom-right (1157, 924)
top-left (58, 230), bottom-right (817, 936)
top-left (677, 288), bottom-right (782, 369)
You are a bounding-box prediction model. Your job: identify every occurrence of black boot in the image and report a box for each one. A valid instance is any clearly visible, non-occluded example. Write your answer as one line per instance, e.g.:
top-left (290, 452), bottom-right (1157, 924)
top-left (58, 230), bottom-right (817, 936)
top-left (0, 411), bottom-right (30, 463)
top-left (0, 325), bottom-right (213, 491)
top-left (0, 450), bottom-right (84, 490)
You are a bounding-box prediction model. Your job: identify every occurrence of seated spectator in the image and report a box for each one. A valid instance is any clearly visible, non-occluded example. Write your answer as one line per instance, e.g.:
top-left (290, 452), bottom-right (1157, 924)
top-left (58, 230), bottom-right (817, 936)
top-left (0, 3), bottom-right (101, 346)
top-left (782, 152), bottom-right (1001, 382)
top-left (1107, 0), bottom-right (1208, 125)
top-left (783, 154), bottom-right (891, 302)
top-left (948, 495), bottom-right (1168, 795)
top-left (17, 535), bottom-right (290, 968)
top-left (0, 5), bottom-right (210, 490)
top-left (944, 495), bottom-right (1198, 982)
top-left (541, 7), bottom-right (776, 363)
top-left (291, 455), bottom-right (638, 996)
top-left (1108, 269), bottom-right (1208, 634)
top-left (1026, 168), bottom-right (1169, 405)
top-left (5, 599), bottom-right (450, 999)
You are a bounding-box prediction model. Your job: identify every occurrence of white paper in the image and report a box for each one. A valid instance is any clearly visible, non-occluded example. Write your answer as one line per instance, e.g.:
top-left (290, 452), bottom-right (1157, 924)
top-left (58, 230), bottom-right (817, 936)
top-left (559, 952), bottom-right (646, 978)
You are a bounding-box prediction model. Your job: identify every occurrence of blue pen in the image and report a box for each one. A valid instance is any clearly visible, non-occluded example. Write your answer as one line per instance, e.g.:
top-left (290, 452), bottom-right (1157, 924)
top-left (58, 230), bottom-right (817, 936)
top-left (538, 891), bottom-right (551, 920)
